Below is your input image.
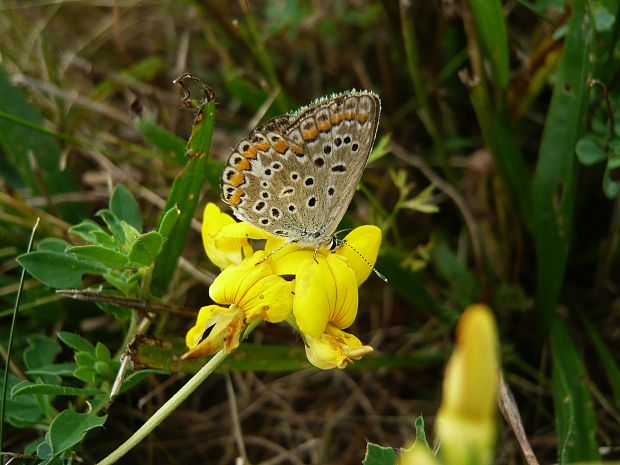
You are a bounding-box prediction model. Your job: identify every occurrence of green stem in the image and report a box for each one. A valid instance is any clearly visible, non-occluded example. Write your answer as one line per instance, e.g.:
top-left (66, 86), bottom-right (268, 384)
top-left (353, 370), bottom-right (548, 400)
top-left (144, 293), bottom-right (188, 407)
top-left (96, 350), bottom-right (229, 465)
top-left (1, 218), bottom-right (39, 451)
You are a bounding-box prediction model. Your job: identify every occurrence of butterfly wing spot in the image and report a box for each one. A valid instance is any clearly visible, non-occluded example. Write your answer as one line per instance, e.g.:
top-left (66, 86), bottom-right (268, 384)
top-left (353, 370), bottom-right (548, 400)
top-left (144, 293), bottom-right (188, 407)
top-left (343, 135), bottom-right (351, 144)
top-left (331, 164), bottom-right (346, 174)
top-left (351, 143), bottom-right (359, 152)
top-left (229, 189), bottom-right (245, 208)
top-left (239, 142), bottom-right (258, 159)
top-left (254, 201), bottom-right (267, 212)
top-left (229, 171), bottom-right (246, 186)
top-left (327, 186), bottom-right (335, 196)
top-left (307, 196), bottom-right (317, 208)
top-left (316, 109), bottom-right (332, 132)
top-left (290, 172), bottom-right (300, 181)
top-left (263, 168), bottom-right (272, 176)
top-left (304, 177), bottom-right (314, 187)
top-left (261, 180), bottom-right (269, 188)
top-left (323, 145), bottom-right (331, 154)
top-left (334, 137), bottom-right (342, 147)
top-left (288, 204), bottom-right (297, 213)
top-left (261, 191), bottom-right (271, 199)
top-left (301, 118), bottom-right (319, 142)
top-left (280, 187), bottom-right (295, 197)
top-left (314, 157), bottom-right (325, 167)
top-left (271, 162), bottom-right (282, 170)
top-left (270, 208), bottom-right (281, 219)
top-left (260, 218), bottom-right (270, 225)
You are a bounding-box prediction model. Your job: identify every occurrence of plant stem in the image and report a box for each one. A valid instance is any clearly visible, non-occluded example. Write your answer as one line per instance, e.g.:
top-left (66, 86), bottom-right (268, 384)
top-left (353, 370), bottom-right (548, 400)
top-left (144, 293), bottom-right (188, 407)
top-left (1, 218), bottom-right (39, 453)
top-left (96, 350), bottom-right (229, 465)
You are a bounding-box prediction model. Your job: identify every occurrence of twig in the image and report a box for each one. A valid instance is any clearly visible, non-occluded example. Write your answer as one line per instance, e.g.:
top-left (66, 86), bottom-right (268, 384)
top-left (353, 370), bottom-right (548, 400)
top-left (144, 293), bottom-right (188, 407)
top-left (499, 373), bottom-right (541, 465)
top-left (226, 374), bottom-right (248, 464)
top-left (390, 142), bottom-right (484, 280)
top-left (56, 289), bottom-right (197, 317)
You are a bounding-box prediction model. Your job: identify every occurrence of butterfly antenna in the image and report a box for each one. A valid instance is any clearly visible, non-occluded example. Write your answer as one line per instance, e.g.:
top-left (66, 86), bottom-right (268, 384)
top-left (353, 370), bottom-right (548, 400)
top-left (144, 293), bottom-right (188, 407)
top-left (341, 239), bottom-right (388, 283)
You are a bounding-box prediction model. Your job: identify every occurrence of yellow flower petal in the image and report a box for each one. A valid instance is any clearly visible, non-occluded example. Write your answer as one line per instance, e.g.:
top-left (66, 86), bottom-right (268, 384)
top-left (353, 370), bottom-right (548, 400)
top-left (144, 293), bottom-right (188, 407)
top-left (436, 304), bottom-right (499, 465)
top-left (209, 251), bottom-right (293, 323)
top-left (304, 324), bottom-right (372, 369)
top-left (182, 304), bottom-right (244, 359)
top-left (202, 203), bottom-right (253, 269)
top-left (334, 225), bottom-right (382, 285)
top-left (293, 254), bottom-right (358, 338)
top-left (400, 444), bottom-right (440, 465)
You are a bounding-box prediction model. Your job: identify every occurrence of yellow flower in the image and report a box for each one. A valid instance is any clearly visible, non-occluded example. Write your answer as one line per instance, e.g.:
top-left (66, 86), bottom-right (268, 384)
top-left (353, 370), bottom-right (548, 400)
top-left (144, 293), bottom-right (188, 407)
top-left (400, 442), bottom-right (440, 465)
top-left (436, 304), bottom-right (499, 465)
top-left (275, 226), bottom-right (382, 369)
top-left (183, 251), bottom-right (294, 359)
top-left (202, 203), bottom-right (268, 269)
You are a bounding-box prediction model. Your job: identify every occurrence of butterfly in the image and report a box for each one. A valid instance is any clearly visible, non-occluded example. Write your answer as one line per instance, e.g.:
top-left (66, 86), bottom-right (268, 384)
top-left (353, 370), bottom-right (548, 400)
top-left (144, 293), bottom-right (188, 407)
top-left (221, 89), bottom-right (381, 252)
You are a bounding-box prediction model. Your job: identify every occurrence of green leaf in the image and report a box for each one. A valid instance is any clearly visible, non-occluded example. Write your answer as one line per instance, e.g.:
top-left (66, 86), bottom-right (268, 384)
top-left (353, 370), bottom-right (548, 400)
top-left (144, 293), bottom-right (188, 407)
top-left (362, 443), bottom-right (398, 465)
top-left (23, 336), bottom-right (61, 371)
top-left (157, 206), bottom-right (181, 240)
top-left (95, 302), bottom-right (132, 321)
top-left (468, 0), bottom-right (509, 87)
top-left (37, 238), bottom-right (70, 253)
top-left (45, 409), bottom-right (107, 458)
top-left (66, 245), bottom-right (129, 269)
top-left (120, 369), bottom-right (167, 393)
top-left (103, 270), bottom-right (139, 296)
top-left (26, 363), bottom-right (78, 377)
top-left (69, 220), bottom-right (115, 247)
top-left (110, 185), bottom-right (143, 232)
top-left (58, 332), bottom-right (95, 355)
top-left (127, 231), bottom-right (163, 267)
top-left (550, 317), bottom-right (600, 463)
top-left (17, 250), bottom-right (107, 289)
top-left (151, 96), bottom-right (216, 294)
top-left (134, 118), bottom-right (187, 163)
top-left (0, 374), bottom-right (45, 428)
top-left (413, 416), bottom-right (430, 450)
top-left (97, 209), bottom-right (126, 244)
top-left (603, 154), bottom-right (620, 198)
top-left (578, 312), bottom-right (620, 410)
top-left (11, 381), bottom-right (104, 397)
top-left (575, 137), bottom-right (607, 165)
top-left (72, 366), bottom-right (96, 384)
top-left (95, 342), bottom-right (112, 362)
top-left (75, 351), bottom-right (96, 367)
top-left (532, 0), bottom-right (593, 330)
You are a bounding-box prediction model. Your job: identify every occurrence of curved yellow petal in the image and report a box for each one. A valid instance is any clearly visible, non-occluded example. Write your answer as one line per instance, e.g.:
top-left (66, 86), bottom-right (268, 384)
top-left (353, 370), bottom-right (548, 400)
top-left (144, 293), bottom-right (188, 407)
top-left (239, 274), bottom-right (294, 323)
top-left (208, 251), bottom-right (293, 323)
top-left (334, 225), bottom-right (382, 285)
top-left (304, 325), bottom-right (373, 369)
top-left (202, 203), bottom-right (252, 269)
top-left (325, 254), bottom-right (358, 329)
top-left (182, 304), bottom-right (244, 359)
top-left (293, 258), bottom-right (332, 338)
top-left (436, 304), bottom-right (499, 465)
top-left (293, 255), bottom-right (358, 337)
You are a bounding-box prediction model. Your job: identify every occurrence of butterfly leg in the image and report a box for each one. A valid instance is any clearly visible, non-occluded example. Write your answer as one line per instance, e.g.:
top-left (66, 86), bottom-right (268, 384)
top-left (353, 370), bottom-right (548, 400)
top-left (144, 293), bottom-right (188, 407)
top-left (257, 239), bottom-right (299, 263)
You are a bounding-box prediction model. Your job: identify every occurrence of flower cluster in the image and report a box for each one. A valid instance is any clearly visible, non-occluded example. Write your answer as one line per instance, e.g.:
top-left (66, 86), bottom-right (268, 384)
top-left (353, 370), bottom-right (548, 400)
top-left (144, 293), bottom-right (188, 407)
top-left (182, 203), bottom-right (382, 369)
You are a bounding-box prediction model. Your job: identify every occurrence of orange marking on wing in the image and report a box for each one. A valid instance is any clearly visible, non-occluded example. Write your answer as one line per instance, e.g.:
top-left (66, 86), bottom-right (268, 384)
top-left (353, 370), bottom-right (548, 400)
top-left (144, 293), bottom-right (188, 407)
top-left (229, 172), bottom-right (245, 187)
top-left (344, 111), bottom-right (355, 120)
top-left (357, 113), bottom-right (369, 124)
top-left (273, 139), bottom-right (289, 153)
top-left (229, 189), bottom-right (244, 207)
top-left (331, 113), bottom-right (343, 124)
top-left (317, 119), bottom-right (332, 131)
top-left (235, 158), bottom-right (251, 170)
top-left (243, 145), bottom-right (257, 159)
top-left (302, 127), bottom-right (318, 141)
top-left (255, 141), bottom-right (270, 152)
top-left (291, 145), bottom-right (305, 156)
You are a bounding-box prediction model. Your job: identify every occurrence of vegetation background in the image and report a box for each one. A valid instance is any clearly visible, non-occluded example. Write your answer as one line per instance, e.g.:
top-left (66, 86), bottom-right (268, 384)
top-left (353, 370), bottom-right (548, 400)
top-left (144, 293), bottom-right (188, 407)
top-left (0, 0), bottom-right (619, 464)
